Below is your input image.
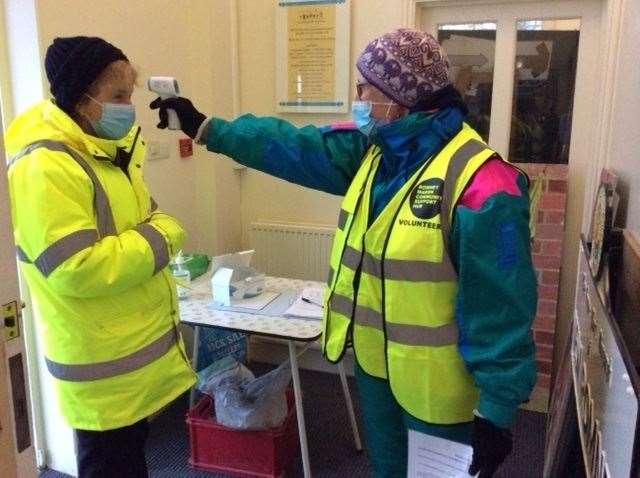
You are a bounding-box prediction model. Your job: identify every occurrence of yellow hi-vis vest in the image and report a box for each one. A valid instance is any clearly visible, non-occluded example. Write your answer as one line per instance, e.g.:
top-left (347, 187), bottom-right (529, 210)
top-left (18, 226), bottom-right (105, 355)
top-left (6, 100), bottom-right (195, 430)
top-left (322, 124), bottom-right (496, 424)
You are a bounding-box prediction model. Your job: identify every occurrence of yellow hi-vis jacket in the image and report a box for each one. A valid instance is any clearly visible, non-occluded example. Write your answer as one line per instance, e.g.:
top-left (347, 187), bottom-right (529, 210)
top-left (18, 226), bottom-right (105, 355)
top-left (6, 100), bottom-right (196, 431)
top-left (323, 124), bottom-right (495, 424)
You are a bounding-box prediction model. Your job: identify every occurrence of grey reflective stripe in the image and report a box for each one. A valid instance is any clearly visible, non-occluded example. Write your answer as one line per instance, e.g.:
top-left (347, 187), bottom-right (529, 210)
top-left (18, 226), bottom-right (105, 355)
top-left (440, 139), bottom-right (488, 262)
top-left (344, 247), bottom-right (457, 282)
top-left (150, 197), bottom-right (159, 212)
top-left (134, 223), bottom-right (169, 274)
top-left (10, 140), bottom-right (117, 237)
top-left (337, 209), bottom-right (349, 230)
top-left (361, 252), bottom-right (379, 277)
top-left (386, 322), bottom-right (459, 347)
top-left (16, 246), bottom-right (31, 263)
top-left (331, 293), bottom-right (459, 346)
top-left (383, 258), bottom-right (458, 282)
top-left (354, 304), bottom-right (382, 330)
top-left (327, 267), bottom-right (334, 286)
top-left (45, 328), bottom-right (177, 382)
top-left (329, 293), bottom-right (353, 317)
top-left (341, 245), bottom-right (362, 271)
top-left (34, 229), bottom-right (99, 277)
top-left (6, 141), bottom-right (48, 168)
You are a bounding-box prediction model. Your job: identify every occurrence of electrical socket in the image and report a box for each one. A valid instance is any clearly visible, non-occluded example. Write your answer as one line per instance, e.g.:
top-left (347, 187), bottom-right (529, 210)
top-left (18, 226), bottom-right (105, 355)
top-left (147, 140), bottom-right (170, 160)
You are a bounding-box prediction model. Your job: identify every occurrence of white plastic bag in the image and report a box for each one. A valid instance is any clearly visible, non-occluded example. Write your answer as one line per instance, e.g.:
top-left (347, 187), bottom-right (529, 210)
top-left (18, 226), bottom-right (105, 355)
top-left (213, 361), bottom-right (292, 430)
top-left (196, 355), bottom-right (254, 397)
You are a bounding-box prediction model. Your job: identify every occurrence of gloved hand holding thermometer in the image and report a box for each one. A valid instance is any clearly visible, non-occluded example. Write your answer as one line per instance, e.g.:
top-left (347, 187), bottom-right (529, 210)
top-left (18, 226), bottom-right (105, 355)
top-left (147, 76), bottom-right (181, 130)
top-left (149, 79), bottom-right (207, 139)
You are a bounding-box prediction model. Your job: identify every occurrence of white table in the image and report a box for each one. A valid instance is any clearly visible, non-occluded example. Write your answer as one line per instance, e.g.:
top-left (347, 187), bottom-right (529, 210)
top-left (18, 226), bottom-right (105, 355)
top-left (180, 275), bottom-right (362, 478)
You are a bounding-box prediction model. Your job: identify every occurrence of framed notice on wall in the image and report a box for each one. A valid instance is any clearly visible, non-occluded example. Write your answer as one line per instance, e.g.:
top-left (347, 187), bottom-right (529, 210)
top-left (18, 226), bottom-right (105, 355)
top-left (275, 0), bottom-right (351, 113)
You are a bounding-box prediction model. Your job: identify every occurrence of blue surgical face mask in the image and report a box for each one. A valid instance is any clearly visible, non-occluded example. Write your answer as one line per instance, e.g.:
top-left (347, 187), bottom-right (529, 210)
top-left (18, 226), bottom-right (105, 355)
top-left (86, 95), bottom-right (136, 140)
top-left (351, 100), bottom-right (373, 131)
top-left (351, 100), bottom-right (397, 137)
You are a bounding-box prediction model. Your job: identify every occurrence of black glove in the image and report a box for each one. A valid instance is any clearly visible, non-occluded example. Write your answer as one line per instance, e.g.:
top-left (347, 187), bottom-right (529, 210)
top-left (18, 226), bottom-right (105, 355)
top-left (468, 416), bottom-right (513, 477)
top-left (149, 97), bottom-right (206, 139)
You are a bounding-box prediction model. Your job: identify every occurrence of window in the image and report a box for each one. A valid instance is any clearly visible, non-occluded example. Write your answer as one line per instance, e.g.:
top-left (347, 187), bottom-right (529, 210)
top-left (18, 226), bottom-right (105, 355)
top-left (438, 22), bottom-right (497, 141)
top-left (509, 19), bottom-right (581, 163)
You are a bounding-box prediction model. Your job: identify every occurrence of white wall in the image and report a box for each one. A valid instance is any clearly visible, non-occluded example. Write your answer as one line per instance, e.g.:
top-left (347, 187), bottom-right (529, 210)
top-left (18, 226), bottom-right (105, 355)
top-left (199, 1), bottom-right (243, 255)
top-left (2, 0), bottom-right (43, 119)
top-left (601, 0), bottom-right (640, 238)
top-left (236, 0), bottom-right (415, 246)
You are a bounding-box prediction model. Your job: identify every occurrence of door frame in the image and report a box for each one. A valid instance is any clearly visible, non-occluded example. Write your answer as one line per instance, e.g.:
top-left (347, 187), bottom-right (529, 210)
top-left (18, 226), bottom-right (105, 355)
top-left (419, 0), bottom-right (601, 160)
top-left (0, 96), bottom-right (37, 477)
top-left (0, 293), bottom-right (18, 476)
top-left (0, 1), bottom-right (51, 471)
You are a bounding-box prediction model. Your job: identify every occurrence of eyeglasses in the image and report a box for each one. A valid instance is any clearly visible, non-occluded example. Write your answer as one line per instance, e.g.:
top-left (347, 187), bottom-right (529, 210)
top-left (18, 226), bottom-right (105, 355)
top-left (355, 80), bottom-right (370, 99)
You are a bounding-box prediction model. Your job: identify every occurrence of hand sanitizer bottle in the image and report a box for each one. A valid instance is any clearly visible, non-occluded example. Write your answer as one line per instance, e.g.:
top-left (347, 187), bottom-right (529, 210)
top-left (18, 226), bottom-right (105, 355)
top-left (172, 250), bottom-right (191, 300)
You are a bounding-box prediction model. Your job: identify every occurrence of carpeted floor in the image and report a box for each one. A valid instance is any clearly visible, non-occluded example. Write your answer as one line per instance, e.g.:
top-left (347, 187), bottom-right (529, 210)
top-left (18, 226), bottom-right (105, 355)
top-left (40, 365), bottom-right (546, 477)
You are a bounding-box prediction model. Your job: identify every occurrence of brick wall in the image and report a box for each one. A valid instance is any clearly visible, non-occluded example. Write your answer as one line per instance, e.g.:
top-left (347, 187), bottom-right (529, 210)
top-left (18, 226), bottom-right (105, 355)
top-left (520, 163), bottom-right (569, 390)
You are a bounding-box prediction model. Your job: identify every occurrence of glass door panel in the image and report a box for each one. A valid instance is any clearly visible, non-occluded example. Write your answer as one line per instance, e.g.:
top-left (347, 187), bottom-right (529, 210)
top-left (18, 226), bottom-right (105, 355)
top-left (438, 22), bottom-right (497, 141)
top-left (510, 19), bottom-right (581, 163)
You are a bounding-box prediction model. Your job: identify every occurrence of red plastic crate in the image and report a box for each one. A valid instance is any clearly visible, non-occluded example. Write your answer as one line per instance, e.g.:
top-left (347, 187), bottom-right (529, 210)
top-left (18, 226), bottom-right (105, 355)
top-left (187, 389), bottom-right (299, 478)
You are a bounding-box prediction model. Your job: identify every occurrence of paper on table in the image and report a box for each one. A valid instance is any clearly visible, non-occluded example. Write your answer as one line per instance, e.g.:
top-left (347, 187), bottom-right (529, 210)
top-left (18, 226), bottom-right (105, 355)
top-left (282, 287), bottom-right (324, 320)
top-left (407, 430), bottom-right (475, 478)
top-left (301, 287), bottom-right (323, 306)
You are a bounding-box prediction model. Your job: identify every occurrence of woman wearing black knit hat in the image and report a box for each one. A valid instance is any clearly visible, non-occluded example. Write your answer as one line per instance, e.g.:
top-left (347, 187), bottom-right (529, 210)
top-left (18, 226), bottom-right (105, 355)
top-left (6, 36), bottom-right (195, 478)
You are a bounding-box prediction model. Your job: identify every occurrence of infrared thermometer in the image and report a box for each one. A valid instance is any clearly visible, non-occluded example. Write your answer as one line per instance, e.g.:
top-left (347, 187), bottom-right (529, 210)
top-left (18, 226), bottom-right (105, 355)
top-left (147, 76), bottom-right (180, 130)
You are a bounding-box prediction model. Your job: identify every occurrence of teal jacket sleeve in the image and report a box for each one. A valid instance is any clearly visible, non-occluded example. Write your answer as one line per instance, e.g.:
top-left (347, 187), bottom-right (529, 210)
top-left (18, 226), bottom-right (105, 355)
top-left (204, 115), bottom-right (368, 196)
top-left (452, 172), bottom-right (537, 429)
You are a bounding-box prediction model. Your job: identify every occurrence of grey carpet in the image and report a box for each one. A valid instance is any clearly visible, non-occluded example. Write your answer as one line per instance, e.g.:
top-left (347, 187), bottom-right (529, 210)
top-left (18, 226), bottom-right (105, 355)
top-left (40, 365), bottom-right (546, 477)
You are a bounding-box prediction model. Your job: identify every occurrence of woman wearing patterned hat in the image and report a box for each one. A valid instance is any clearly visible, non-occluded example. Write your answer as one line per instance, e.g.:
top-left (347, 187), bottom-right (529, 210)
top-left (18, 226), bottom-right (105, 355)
top-left (153, 28), bottom-right (536, 477)
top-left (6, 36), bottom-right (195, 477)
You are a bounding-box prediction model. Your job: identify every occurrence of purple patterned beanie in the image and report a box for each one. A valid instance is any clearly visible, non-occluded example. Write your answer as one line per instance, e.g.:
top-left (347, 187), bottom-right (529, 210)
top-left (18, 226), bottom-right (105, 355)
top-left (356, 28), bottom-right (451, 108)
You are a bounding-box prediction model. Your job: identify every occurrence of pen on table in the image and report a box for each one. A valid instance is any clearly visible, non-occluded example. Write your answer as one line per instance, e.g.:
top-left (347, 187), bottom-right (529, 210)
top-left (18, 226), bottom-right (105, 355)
top-left (301, 297), bottom-right (323, 308)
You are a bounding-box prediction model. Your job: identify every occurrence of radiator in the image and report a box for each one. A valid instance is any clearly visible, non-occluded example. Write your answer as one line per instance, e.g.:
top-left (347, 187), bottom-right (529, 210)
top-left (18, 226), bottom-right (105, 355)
top-left (249, 222), bottom-right (335, 282)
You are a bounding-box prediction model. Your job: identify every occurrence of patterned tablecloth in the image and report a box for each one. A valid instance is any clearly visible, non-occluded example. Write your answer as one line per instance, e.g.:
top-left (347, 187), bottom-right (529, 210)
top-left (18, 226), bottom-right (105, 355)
top-left (179, 274), bottom-right (324, 341)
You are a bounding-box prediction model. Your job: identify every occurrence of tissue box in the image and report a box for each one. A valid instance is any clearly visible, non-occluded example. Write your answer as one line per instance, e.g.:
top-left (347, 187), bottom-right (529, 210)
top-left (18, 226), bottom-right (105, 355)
top-left (212, 266), bottom-right (265, 306)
